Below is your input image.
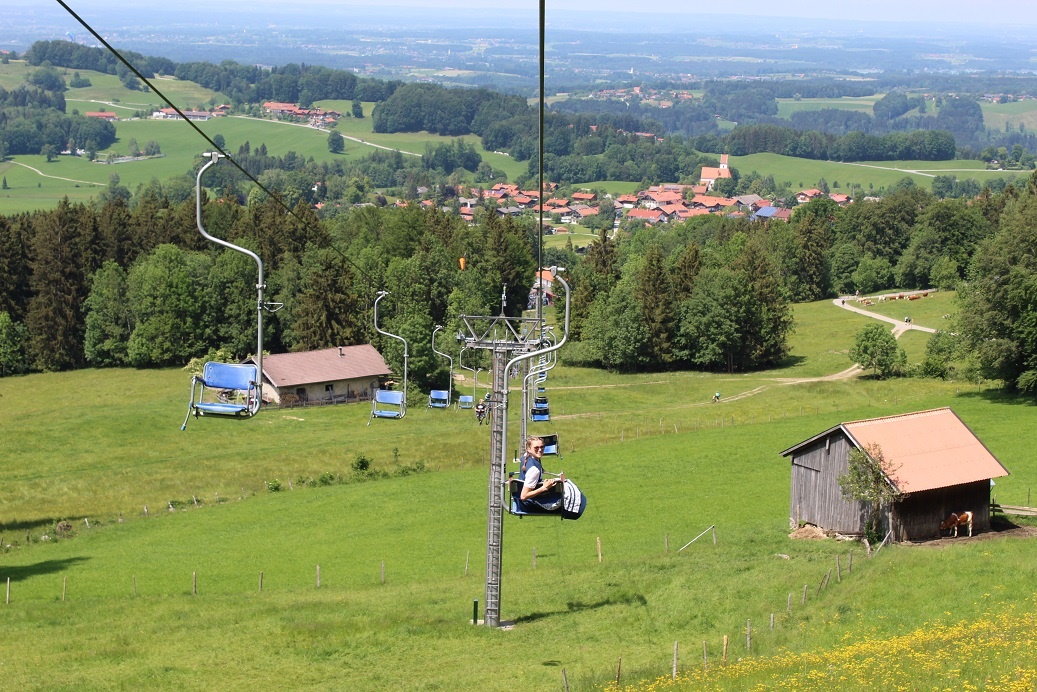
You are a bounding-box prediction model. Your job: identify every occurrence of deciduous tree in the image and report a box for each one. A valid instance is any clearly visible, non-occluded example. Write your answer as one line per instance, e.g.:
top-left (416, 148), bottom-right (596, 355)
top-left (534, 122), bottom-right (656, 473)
top-left (849, 323), bottom-right (904, 378)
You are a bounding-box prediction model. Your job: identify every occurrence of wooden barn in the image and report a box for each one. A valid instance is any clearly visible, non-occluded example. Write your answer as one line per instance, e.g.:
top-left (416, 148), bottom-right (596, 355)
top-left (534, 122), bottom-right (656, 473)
top-left (781, 408), bottom-right (1009, 541)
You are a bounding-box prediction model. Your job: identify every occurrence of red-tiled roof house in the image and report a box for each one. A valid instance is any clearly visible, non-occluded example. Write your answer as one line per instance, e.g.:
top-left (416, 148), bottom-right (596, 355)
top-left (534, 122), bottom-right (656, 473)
top-left (248, 345), bottom-right (391, 406)
top-left (780, 408), bottom-right (1008, 541)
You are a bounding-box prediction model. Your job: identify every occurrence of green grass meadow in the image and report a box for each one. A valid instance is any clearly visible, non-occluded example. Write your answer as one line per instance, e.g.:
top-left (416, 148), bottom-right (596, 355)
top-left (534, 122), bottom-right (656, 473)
top-left (775, 96), bottom-right (880, 119)
top-left (729, 153), bottom-right (1021, 193)
top-left (2, 297), bottom-right (1036, 688)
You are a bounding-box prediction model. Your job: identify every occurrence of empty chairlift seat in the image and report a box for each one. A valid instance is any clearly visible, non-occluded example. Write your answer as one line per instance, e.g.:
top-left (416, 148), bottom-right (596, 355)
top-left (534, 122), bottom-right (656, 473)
top-left (530, 396), bottom-right (550, 422)
top-left (369, 389), bottom-right (405, 424)
top-left (427, 389), bottom-right (450, 409)
top-left (182, 362), bottom-right (261, 430)
top-left (458, 395), bottom-right (475, 409)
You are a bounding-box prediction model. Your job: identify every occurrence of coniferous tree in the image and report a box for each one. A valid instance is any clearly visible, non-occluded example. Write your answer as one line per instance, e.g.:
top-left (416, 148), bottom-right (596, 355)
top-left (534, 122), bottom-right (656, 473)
top-left (288, 249), bottom-right (364, 351)
top-left (25, 200), bottom-right (90, 371)
top-left (0, 214), bottom-right (33, 321)
top-left (670, 241), bottom-right (702, 302)
top-left (791, 199), bottom-right (836, 301)
top-left (634, 243), bottom-right (674, 364)
top-left (734, 234), bottom-right (793, 368)
top-left (0, 311), bottom-right (30, 376)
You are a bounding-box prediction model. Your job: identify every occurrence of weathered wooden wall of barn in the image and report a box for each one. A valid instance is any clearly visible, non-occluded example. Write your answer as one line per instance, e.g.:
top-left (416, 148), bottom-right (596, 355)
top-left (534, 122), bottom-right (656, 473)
top-left (891, 480), bottom-right (991, 541)
top-left (789, 431), bottom-right (869, 533)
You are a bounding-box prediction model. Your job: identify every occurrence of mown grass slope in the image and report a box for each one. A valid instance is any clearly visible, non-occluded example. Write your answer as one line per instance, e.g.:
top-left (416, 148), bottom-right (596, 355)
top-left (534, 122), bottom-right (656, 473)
top-left (1, 297), bottom-right (1035, 688)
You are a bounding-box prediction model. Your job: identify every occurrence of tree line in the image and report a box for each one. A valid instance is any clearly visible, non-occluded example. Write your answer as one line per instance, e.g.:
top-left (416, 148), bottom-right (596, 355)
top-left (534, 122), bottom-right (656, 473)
top-left (2, 171), bottom-right (1036, 393)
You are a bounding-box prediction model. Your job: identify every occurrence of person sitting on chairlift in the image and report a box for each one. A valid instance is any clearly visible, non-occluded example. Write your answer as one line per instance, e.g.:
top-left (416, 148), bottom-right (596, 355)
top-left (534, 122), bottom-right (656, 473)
top-left (519, 436), bottom-right (563, 512)
top-left (475, 393), bottom-right (489, 425)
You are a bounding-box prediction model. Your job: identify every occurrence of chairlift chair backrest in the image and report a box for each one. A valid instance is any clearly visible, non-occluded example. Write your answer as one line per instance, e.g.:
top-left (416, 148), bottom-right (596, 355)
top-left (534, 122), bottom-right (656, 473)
top-left (369, 389), bottom-right (406, 424)
top-left (458, 394), bottom-right (475, 409)
top-left (530, 401), bottom-right (550, 422)
top-left (427, 389), bottom-right (450, 409)
top-left (181, 362), bottom-right (260, 430)
top-left (539, 433), bottom-right (559, 456)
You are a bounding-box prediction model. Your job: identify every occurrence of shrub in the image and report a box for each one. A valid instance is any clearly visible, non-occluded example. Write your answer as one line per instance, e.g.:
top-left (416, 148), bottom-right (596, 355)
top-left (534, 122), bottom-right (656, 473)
top-left (352, 453), bottom-right (371, 473)
top-left (265, 479), bottom-right (282, 492)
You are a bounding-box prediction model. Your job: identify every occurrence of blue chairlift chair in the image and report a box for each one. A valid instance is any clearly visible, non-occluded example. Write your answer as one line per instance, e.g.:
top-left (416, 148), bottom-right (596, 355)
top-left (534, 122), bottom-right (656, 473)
top-left (530, 396), bottom-right (550, 422)
top-left (369, 389), bottom-right (405, 425)
top-left (538, 433), bottom-right (560, 457)
top-left (427, 389), bottom-right (450, 409)
top-left (507, 473), bottom-right (564, 517)
top-left (181, 362), bottom-right (261, 430)
top-left (458, 394), bottom-right (475, 409)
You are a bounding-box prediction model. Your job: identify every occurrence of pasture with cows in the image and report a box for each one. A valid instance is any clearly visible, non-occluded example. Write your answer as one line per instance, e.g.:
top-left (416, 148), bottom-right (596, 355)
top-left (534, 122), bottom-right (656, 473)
top-left (1, 297), bottom-right (1035, 689)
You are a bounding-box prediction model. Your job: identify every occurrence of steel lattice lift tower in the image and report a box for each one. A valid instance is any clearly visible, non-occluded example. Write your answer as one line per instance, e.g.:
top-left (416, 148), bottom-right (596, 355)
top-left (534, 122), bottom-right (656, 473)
top-left (457, 270), bottom-right (570, 627)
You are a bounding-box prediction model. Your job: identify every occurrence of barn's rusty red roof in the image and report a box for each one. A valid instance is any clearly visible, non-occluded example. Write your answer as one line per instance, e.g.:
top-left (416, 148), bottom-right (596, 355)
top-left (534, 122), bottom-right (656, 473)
top-left (843, 408), bottom-right (1008, 493)
top-left (252, 345), bottom-right (391, 388)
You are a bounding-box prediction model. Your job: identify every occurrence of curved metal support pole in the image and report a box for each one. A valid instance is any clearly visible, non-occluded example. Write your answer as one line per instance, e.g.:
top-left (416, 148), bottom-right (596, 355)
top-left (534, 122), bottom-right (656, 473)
top-left (195, 152), bottom-right (265, 406)
top-left (499, 268), bottom-right (570, 480)
top-left (373, 290), bottom-right (408, 412)
top-left (431, 325), bottom-right (453, 406)
top-left (458, 346), bottom-right (483, 401)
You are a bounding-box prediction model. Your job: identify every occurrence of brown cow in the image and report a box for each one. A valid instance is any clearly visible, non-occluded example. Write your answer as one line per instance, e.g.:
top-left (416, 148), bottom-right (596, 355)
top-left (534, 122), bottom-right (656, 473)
top-left (939, 511), bottom-right (973, 538)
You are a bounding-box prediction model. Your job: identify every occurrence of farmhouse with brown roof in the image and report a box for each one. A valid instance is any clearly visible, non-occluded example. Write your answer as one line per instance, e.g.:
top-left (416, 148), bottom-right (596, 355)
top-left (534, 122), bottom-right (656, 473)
top-left (250, 345), bottom-right (391, 406)
top-left (781, 408), bottom-right (1009, 542)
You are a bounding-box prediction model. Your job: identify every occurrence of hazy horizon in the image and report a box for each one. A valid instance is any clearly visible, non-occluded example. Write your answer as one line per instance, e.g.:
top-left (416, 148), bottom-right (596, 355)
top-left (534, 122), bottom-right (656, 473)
top-left (19, 0), bottom-right (1037, 30)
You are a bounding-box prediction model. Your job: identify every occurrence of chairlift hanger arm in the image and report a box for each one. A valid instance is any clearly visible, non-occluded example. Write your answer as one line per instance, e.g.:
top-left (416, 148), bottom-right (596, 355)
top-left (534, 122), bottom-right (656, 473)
top-left (499, 270), bottom-right (571, 479)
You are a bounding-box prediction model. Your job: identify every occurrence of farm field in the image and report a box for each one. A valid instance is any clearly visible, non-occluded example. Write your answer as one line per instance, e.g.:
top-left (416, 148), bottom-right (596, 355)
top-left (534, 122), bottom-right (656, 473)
top-left (853, 289), bottom-right (954, 329)
top-left (0, 93), bottom-right (525, 213)
top-left (775, 96), bottom-right (880, 119)
top-left (729, 152), bottom-right (1023, 193)
top-left (979, 99), bottom-right (1037, 132)
top-left (0, 294), bottom-right (1034, 688)
top-left (544, 227), bottom-right (598, 250)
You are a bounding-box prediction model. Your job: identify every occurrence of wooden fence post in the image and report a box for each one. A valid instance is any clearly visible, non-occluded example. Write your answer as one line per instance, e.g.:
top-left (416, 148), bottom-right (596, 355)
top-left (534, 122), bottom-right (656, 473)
top-left (465, 550), bottom-right (470, 577)
top-left (746, 619), bottom-right (751, 652)
top-left (193, 571), bottom-right (197, 595)
top-left (702, 640), bottom-right (708, 670)
top-left (802, 583), bottom-right (807, 605)
top-left (62, 576), bottom-right (67, 602)
top-left (722, 634), bottom-right (728, 663)
top-left (836, 555), bottom-right (841, 583)
top-left (615, 656), bottom-right (622, 686)
top-left (673, 640), bottom-right (679, 679)
top-left (787, 592), bottom-right (792, 614)
top-left (597, 536), bottom-right (602, 563)
top-left (316, 564), bottom-right (321, 588)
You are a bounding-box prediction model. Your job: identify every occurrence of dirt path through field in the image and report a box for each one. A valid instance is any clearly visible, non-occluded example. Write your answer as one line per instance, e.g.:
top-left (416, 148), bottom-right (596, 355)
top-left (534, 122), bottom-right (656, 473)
top-left (8, 161), bottom-right (105, 186)
top-left (229, 115), bottom-right (422, 156)
top-left (455, 295), bottom-right (936, 414)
